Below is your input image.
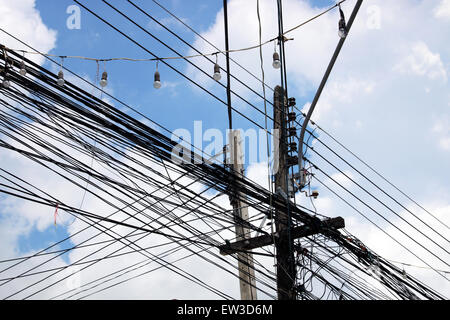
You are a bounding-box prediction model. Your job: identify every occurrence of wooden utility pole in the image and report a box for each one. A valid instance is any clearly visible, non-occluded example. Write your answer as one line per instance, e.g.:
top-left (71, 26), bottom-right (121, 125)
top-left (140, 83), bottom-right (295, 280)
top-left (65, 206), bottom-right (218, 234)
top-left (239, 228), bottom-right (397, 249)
top-left (229, 130), bottom-right (257, 300)
top-left (273, 85), bottom-right (296, 300)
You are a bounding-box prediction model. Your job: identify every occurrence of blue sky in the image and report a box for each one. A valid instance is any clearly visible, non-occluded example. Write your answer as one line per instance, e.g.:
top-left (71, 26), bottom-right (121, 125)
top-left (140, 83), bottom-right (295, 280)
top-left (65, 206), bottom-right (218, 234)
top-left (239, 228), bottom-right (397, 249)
top-left (35, 0), bottom-right (257, 136)
top-left (32, 0), bottom-right (336, 152)
top-left (29, 0), bottom-right (290, 265)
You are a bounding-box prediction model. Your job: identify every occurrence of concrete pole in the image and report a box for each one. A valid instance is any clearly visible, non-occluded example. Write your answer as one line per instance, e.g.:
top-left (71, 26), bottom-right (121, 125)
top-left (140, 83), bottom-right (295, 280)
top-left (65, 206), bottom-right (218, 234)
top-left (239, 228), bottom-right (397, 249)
top-left (229, 130), bottom-right (257, 300)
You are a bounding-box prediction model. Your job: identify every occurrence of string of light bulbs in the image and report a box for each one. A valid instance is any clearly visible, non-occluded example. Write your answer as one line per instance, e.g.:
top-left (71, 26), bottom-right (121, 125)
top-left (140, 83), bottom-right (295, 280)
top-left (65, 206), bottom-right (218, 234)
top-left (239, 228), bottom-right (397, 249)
top-left (3, 0), bottom-right (348, 90)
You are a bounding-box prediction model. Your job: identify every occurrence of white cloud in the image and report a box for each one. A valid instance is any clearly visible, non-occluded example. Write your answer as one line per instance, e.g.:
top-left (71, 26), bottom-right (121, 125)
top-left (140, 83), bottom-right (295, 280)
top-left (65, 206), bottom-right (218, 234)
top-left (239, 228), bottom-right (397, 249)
top-left (183, 0), bottom-right (450, 298)
top-left (329, 171), bottom-right (357, 190)
top-left (0, 119), bottom-right (244, 299)
top-left (0, 0), bottom-right (57, 265)
top-left (394, 42), bottom-right (448, 83)
top-left (434, 0), bottom-right (450, 19)
top-left (0, 0), bottom-right (57, 65)
top-left (1, 0), bottom-right (449, 300)
top-left (432, 115), bottom-right (450, 151)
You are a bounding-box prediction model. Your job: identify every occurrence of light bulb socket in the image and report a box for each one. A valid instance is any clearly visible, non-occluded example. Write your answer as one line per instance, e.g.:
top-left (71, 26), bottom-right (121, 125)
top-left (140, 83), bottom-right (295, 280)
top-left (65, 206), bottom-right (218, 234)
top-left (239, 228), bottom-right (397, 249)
top-left (214, 63), bottom-right (220, 74)
top-left (57, 70), bottom-right (65, 86)
top-left (338, 6), bottom-right (347, 39)
top-left (213, 63), bottom-right (221, 81)
top-left (154, 70), bottom-right (160, 82)
top-left (339, 19), bottom-right (347, 33)
top-left (273, 52), bottom-right (280, 62)
top-left (19, 61), bottom-right (26, 76)
top-left (273, 52), bottom-right (281, 69)
top-left (100, 71), bottom-right (108, 87)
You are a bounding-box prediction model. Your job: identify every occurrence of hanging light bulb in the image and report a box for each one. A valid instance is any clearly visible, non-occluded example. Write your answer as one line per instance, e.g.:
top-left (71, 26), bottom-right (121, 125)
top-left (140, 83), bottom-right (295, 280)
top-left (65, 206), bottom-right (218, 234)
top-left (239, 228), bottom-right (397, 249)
top-left (338, 6), bottom-right (348, 39)
top-left (402, 269), bottom-right (407, 280)
top-left (57, 70), bottom-right (65, 86)
top-left (2, 49), bottom-right (11, 88)
top-left (57, 57), bottom-right (65, 86)
top-left (153, 70), bottom-right (161, 89)
top-left (213, 63), bottom-right (221, 81)
top-left (2, 79), bottom-right (10, 89)
top-left (19, 61), bottom-right (27, 76)
top-left (272, 51), bottom-right (281, 69)
top-left (100, 71), bottom-right (108, 88)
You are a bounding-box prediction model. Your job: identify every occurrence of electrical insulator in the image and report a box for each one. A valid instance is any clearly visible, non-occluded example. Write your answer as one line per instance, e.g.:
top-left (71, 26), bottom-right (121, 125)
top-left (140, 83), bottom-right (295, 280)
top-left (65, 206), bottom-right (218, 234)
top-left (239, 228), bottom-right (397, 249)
top-left (288, 97), bottom-right (296, 107)
top-left (287, 112), bottom-right (296, 122)
top-left (289, 141), bottom-right (297, 153)
top-left (288, 127), bottom-right (297, 137)
top-left (286, 155), bottom-right (298, 167)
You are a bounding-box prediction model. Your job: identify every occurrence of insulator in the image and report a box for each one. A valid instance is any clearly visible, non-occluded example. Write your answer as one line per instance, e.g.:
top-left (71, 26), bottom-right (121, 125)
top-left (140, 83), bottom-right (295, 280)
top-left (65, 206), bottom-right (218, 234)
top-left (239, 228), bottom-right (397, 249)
top-left (288, 97), bottom-right (296, 107)
top-left (288, 127), bottom-right (297, 137)
top-left (287, 112), bottom-right (296, 122)
top-left (289, 141), bottom-right (297, 152)
top-left (286, 155), bottom-right (298, 167)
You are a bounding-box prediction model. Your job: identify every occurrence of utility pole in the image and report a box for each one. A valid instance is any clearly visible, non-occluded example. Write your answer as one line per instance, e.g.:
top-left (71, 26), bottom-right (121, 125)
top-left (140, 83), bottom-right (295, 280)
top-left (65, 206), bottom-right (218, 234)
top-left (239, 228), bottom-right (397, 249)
top-left (220, 117), bottom-right (345, 300)
top-left (228, 130), bottom-right (258, 300)
top-left (219, 0), bottom-right (352, 301)
top-left (273, 86), bottom-right (296, 300)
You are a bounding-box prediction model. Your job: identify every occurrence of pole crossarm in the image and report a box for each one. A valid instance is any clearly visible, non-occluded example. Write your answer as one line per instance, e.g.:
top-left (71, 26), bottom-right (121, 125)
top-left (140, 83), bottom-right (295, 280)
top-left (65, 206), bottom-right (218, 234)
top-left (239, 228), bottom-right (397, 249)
top-left (219, 217), bottom-right (345, 256)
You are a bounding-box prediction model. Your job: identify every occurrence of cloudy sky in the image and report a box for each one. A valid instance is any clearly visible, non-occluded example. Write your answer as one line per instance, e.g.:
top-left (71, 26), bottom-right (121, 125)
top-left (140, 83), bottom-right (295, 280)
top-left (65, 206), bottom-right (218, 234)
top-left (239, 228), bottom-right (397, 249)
top-left (0, 0), bottom-right (449, 299)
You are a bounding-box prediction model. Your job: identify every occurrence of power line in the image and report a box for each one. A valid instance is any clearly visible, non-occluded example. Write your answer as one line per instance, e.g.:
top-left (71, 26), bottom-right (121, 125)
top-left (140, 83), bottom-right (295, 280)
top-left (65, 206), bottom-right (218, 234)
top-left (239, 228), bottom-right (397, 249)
top-left (1, 16), bottom-right (447, 299)
top-left (309, 165), bottom-right (450, 283)
top-left (314, 122), bottom-right (450, 230)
